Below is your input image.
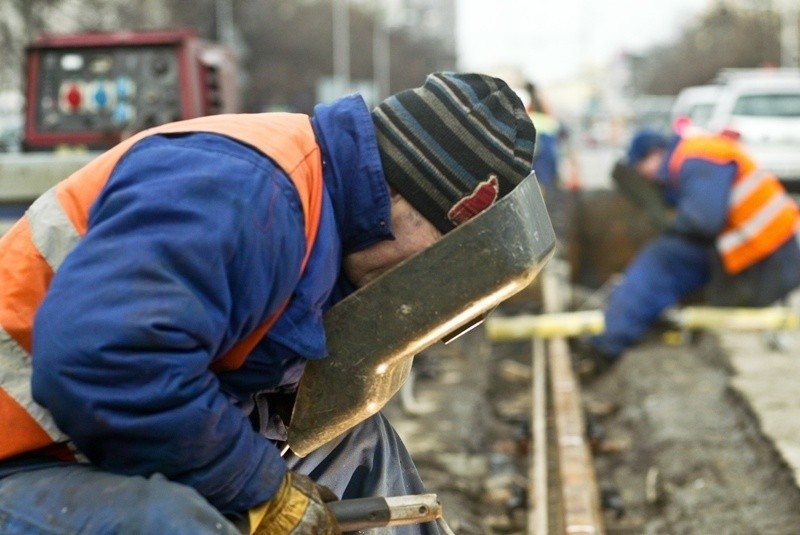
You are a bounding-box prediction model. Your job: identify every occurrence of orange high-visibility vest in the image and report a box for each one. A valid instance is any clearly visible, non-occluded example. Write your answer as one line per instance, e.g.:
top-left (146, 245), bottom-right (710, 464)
top-left (669, 135), bottom-right (800, 275)
top-left (0, 114), bottom-right (324, 462)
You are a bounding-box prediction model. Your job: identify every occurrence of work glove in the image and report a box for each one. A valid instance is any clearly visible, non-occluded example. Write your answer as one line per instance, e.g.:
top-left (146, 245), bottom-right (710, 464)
top-left (248, 471), bottom-right (341, 535)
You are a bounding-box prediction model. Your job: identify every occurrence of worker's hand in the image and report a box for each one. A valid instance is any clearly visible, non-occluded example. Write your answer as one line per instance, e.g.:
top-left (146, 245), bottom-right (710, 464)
top-left (248, 471), bottom-right (341, 535)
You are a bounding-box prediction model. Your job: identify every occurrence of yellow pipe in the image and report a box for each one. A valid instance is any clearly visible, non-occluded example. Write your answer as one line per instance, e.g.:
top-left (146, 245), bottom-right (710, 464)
top-left (486, 306), bottom-right (800, 341)
top-left (485, 310), bottom-right (605, 341)
top-left (676, 306), bottom-right (800, 331)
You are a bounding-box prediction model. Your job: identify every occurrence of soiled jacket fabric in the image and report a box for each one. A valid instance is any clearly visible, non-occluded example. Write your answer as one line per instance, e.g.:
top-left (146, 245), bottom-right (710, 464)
top-left (1, 94), bottom-right (393, 513)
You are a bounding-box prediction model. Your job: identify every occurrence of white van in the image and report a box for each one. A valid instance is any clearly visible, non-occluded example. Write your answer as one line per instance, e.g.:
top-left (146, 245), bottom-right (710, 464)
top-left (707, 72), bottom-right (800, 188)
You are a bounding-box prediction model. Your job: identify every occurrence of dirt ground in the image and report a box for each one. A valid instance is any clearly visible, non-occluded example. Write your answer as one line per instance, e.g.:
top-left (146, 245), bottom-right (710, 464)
top-left (384, 327), bottom-right (800, 534)
top-left (585, 333), bottom-right (800, 534)
top-left (384, 330), bottom-right (533, 534)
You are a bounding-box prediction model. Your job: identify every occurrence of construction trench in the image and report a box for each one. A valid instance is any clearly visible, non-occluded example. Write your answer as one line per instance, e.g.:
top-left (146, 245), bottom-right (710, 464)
top-left (382, 189), bottom-right (800, 534)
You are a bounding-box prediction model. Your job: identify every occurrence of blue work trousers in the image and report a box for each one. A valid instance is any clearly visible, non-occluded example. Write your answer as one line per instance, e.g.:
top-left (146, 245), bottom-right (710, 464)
top-left (0, 413), bottom-right (439, 535)
top-left (592, 234), bottom-right (711, 358)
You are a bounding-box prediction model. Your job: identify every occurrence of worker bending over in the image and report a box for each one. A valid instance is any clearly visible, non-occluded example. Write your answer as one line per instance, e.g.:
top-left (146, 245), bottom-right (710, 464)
top-left (581, 128), bottom-right (800, 376)
top-left (0, 73), bottom-right (535, 534)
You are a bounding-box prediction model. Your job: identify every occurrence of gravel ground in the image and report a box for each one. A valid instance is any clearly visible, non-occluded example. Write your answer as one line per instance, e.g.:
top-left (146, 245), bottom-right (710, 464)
top-left (384, 331), bottom-right (533, 534)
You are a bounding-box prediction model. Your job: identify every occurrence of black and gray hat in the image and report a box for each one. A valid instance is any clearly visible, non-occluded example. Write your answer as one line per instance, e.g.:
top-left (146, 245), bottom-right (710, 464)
top-left (372, 72), bottom-right (536, 233)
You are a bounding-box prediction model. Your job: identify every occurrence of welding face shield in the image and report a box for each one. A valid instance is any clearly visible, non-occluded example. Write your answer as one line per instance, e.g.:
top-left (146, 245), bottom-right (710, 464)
top-left (288, 172), bottom-right (555, 456)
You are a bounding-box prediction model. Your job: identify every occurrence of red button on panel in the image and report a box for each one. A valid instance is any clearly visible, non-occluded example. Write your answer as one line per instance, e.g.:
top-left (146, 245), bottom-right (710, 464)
top-left (65, 84), bottom-right (82, 110)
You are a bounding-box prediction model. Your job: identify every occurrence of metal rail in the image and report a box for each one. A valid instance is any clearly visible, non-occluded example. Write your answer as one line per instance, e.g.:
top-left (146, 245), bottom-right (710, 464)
top-left (0, 152), bottom-right (95, 202)
top-left (529, 336), bottom-right (548, 533)
top-left (492, 261), bottom-right (605, 534)
top-left (0, 151), bottom-right (98, 236)
top-left (541, 264), bottom-right (604, 535)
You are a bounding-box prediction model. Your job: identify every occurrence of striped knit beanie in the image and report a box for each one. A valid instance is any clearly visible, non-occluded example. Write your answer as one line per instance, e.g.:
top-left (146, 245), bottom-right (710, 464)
top-left (372, 72), bottom-right (536, 233)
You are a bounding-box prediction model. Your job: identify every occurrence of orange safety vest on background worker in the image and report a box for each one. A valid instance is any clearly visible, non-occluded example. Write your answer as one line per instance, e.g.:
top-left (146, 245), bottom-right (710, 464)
top-left (668, 135), bottom-right (800, 275)
top-left (0, 114), bottom-right (323, 462)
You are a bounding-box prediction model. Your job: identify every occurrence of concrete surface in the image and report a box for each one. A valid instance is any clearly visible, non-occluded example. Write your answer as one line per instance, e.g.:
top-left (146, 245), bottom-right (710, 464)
top-left (720, 330), bottom-right (800, 490)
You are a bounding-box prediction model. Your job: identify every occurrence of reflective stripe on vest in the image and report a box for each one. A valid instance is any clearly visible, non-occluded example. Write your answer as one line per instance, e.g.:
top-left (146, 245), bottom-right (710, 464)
top-left (0, 114), bottom-right (324, 461)
top-left (668, 135), bottom-right (800, 275)
top-left (718, 172), bottom-right (799, 274)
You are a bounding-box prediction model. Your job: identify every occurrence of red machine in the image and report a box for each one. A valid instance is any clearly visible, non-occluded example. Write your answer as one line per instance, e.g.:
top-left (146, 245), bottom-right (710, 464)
top-left (23, 28), bottom-right (239, 151)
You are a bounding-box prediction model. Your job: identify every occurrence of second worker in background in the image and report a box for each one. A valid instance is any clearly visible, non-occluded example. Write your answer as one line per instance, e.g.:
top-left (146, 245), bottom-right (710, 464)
top-left (581, 127), bottom-right (800, 376)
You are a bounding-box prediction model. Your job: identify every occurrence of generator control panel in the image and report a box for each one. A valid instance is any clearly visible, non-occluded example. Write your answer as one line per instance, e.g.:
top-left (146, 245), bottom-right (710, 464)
top-left (24, 29), bottom-right (238, 151)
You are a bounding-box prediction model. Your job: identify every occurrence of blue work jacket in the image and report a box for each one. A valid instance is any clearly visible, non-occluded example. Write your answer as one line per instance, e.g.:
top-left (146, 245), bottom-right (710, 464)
top-left (30, 95), bottom-right (393, 512)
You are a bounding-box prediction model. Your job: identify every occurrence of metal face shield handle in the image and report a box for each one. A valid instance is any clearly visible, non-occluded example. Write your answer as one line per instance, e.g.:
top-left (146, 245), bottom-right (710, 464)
top-left (287, 172), bottom-right (555, 456)
top-left (440, 307), bottom-right (496, 345)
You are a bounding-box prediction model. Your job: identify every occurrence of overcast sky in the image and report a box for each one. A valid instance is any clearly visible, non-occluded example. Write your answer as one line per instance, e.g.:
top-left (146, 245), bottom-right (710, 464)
top-left (455, 0), bottom-right (713, 86)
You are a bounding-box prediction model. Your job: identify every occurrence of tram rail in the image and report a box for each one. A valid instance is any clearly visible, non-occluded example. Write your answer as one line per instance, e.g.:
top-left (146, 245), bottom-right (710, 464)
top-left (490, 262), bottom-right (605, 534)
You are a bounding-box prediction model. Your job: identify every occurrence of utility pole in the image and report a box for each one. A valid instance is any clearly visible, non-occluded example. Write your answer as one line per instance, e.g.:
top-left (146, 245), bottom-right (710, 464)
top-left (333, 0), bottom-right (351, 97)
top-left (779, 0), bottom-right (799, 68)
top-left (373, 6), bottom-right (391, 102)
top-left (215, 0), bottom-right (235, 49)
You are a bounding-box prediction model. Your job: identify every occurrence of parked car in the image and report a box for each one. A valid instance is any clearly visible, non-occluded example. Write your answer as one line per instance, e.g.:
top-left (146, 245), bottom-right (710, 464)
top-left (707, 72), bottom-right (800, 190)
top-left (671, 84), bottom-right (722, 132)
top-left (630, 95), bottom-right (675, 135)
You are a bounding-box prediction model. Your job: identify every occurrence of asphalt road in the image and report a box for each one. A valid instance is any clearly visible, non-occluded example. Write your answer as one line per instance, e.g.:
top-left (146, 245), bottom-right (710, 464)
top-left (571, 142), bottom-right (620, 191)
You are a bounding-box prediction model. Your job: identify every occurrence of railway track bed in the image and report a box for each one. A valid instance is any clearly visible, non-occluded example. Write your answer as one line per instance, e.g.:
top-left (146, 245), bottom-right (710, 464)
top-left (386, 321), bottom-right (800, 533)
